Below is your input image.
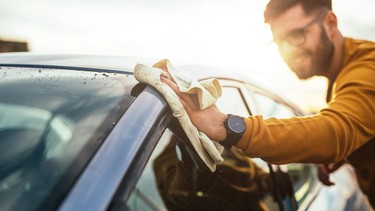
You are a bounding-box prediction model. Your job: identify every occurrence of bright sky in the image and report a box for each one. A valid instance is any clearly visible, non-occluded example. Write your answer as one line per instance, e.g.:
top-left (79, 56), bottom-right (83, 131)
top-left (1, 0), bottom-right (374, 112)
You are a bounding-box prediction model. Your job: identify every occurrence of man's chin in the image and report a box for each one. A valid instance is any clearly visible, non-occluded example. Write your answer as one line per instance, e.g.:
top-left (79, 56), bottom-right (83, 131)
top-left (294, 71), bottom-right (313, 80)
top-left (288, 65), bottom-right (313, 80)
top-left (296, 75), bottom-right (312, 80)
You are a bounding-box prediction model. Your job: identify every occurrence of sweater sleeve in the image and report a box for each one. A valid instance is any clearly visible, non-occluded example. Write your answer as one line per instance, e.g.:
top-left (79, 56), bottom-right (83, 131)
top-left (235, 63), bottom-right (375, 164)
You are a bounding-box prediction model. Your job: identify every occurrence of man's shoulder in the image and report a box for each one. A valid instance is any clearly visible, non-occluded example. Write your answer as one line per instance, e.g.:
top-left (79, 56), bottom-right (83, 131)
top-left (336, 38), bottom-right (375, 89)
top-left (346, 37), bottom-right (375, 49)
top-left (344, 37), bottom-right (375, 64)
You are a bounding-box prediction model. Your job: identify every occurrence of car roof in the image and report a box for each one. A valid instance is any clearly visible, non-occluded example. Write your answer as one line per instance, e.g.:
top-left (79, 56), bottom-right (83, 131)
top-left (0, 53), bottom-right (248, 80)
top-left (0, 53), bottom-right (301, 110)
top-left (0, 53), bottom-right (161, 73)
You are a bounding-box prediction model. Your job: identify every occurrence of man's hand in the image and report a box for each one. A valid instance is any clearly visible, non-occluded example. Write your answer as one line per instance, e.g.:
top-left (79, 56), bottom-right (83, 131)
top-left (161, 76), bottom-right (228, 142)
top-left (316, 160), bottom-right (345, 186)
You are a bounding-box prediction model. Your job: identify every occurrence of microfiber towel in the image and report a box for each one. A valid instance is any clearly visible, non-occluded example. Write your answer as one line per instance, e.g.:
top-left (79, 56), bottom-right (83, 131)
top-left (134, 59), bottom-right (224, 172)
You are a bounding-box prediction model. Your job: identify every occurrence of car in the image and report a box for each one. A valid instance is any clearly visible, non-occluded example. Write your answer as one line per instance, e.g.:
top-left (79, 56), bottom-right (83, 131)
top-left (0, 54), bottom-right (370, 211)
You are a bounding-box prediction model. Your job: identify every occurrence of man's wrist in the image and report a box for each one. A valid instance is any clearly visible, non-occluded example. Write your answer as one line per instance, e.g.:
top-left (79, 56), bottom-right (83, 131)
top-left (219, 114), bottom-right (247, 149)
top-left (216, 115), bottom-right (228, 142)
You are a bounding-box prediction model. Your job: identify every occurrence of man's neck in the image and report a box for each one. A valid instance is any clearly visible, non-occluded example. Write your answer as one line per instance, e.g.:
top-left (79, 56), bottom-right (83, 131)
top-left (325, 35), bottom-right (345, 82)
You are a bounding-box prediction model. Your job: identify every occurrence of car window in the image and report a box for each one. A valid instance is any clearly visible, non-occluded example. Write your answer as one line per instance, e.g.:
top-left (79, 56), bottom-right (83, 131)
top-left (215, 87), bottom-right (251, 117)
top-left (251, 91), bottom-right (317, 206)
top-left (126, 129), bottom-right (173, 211)
top-left (252, 92), bottom-right (295, 118)
top-left (124, 127), bottom-right (279, 211)
top-left (0, 67), bottom-right (136, 210)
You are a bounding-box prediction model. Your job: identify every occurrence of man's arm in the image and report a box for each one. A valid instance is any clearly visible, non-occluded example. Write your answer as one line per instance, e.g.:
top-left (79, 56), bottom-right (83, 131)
top-left (161, 65), bottom-right (375, 164)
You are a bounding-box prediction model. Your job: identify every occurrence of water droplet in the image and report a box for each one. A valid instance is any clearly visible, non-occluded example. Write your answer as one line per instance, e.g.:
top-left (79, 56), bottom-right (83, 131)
top-left (24, 183), bottom-right (31, 191)
top-left (1, 183), bottom-right (8, 190)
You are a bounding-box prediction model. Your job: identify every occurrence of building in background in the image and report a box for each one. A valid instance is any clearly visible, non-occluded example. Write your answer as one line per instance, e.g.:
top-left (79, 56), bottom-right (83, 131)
top-left (0, 38), bottom-right (28, 52)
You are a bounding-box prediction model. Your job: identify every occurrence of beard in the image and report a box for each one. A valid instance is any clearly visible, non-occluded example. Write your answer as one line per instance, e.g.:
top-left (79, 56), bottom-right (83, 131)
top-left (311, 25), bottom-right (335, 75)
top-left (283, 25), bottom-right (334, 79)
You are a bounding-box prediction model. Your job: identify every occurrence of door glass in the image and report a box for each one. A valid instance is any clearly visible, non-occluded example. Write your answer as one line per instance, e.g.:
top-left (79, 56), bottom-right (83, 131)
top-left (253, 92), bottom-right (295, 118)
top-left (252, 92), bottom-right (316, 205)
top-left (126, 130), bottom-right (173, 211)
top-left (215, 87), bottom-right (251, 117)
top-left (0, 67), bottom-right (135, 210)
top-left (125, 128), bottom-right (280, 211)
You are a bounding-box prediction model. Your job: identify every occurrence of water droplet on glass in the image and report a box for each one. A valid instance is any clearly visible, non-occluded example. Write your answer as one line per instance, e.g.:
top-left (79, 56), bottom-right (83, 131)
top-left (1, 183), bottom-right (9, 190)
top-left (24, 183), bottom-right (31, 191)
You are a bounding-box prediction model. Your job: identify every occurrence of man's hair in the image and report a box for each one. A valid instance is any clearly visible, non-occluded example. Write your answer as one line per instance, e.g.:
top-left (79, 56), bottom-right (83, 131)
top-left (264, 0), bottom-right (332, 23)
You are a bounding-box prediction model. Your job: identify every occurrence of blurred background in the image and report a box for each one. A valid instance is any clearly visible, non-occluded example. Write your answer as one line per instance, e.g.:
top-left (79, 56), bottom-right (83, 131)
top-left (1, 0), bottom-right (374, 112)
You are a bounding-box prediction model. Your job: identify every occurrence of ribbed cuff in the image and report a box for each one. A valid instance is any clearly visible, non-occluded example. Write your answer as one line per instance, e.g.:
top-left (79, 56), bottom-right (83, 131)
top-left (235, 117), bottom-right (253, 150)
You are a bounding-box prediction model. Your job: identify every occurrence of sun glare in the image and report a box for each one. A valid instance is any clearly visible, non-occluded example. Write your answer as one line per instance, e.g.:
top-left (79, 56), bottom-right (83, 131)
top-left (4, 0), bottom-right (371, 112)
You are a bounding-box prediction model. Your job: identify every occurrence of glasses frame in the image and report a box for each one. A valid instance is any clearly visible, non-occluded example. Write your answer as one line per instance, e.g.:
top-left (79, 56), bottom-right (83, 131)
top-left (273, 11), bottom-right (328, 47)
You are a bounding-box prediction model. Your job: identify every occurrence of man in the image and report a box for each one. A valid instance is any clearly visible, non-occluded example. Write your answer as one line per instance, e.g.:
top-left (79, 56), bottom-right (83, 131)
top-left (161, 0), bottom-right (375, 207)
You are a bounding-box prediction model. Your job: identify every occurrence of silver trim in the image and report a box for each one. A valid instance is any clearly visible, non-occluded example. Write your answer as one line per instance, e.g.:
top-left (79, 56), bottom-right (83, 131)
top-left (298, 182), bottom-right (322, 211)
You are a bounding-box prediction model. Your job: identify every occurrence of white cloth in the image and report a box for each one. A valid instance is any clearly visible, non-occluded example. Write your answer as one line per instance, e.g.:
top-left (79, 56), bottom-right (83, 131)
top-left (134, 59), bottom-right (224, 172)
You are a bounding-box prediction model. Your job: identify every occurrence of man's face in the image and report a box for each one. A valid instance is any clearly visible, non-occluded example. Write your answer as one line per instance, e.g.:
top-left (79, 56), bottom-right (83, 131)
top-left (269, 4), bottom-right (334, 79)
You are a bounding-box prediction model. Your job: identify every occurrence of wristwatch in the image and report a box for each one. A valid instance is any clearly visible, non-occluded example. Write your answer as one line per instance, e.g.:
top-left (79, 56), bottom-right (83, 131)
top-left (220, 114), bottom-right (247, 149)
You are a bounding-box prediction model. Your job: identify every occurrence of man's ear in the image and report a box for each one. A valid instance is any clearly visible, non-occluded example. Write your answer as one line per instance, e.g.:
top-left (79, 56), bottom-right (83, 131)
top-left (323, 11), bottom-right (338, 39)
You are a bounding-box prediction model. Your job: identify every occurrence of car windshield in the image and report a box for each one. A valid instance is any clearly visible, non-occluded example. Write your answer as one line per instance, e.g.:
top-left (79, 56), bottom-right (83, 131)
top-left (0, 66), bottom-right (136, 210)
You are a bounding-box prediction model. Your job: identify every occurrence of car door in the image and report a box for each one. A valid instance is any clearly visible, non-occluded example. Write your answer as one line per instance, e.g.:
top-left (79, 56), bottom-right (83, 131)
top-left (216, 79), bottom-right (302, 210)
top-left (241, 81), bottom-right (320, 210)
top-left (108, 81), bottom-right (302, 211)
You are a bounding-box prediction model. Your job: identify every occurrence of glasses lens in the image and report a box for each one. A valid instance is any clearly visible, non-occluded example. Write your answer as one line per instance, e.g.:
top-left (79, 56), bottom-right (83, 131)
top-left (286, 30), bottom-right (305, 46)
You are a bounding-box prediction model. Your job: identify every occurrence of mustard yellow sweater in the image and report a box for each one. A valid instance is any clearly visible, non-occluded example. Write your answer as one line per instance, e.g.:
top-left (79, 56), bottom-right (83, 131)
top-left (236, 38), bottom-right (375, 164)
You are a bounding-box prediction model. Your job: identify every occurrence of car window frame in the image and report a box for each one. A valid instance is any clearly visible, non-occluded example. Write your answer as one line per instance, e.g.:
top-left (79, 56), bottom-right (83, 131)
top-left (216, 80), bottom-right (254, 116)
top-left (244, 84), bottom-right (304, 116)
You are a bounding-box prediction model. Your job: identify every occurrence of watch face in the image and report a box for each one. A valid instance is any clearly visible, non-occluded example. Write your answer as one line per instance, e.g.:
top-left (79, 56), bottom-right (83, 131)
top-left (227, 115), bottom-right (246, 134)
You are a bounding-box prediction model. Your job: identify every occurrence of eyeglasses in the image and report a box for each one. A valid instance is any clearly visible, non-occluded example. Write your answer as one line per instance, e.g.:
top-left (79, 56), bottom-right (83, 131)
top-left (273, 11), bottom-right (327, 47)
